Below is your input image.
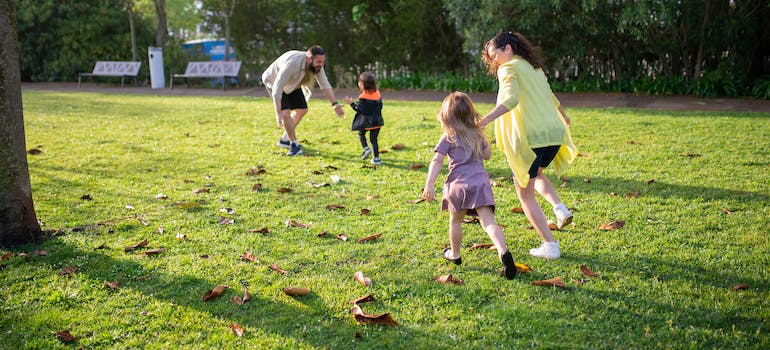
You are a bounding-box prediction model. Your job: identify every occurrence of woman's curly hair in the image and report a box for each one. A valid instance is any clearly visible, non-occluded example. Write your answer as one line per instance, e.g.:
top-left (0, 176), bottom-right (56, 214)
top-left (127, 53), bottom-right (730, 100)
top-left (481, 32), bottom-right (543, 75)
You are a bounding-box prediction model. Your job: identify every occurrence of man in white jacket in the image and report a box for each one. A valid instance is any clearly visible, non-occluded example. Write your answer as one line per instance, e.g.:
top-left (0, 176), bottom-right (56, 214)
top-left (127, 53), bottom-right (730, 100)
top-left (262, 46), bottom-right (344, 156)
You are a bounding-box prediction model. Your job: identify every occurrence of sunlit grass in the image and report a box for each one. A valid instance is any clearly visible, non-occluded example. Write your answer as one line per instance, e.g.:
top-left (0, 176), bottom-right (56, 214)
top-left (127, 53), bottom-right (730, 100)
top-left (1, 90), bottom-right (768, 349)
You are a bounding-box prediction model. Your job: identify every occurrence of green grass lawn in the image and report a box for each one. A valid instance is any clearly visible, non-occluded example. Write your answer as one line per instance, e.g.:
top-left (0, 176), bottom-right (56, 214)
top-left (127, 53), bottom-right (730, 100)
top-left (2, 90), bottom-right (769, 349)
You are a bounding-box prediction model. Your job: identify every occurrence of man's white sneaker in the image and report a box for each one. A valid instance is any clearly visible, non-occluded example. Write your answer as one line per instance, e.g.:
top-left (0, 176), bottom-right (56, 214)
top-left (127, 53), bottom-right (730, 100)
top-left (553, 203), bottom-right (573, 229)
top-left (529, 241), bottom-right (561, 260)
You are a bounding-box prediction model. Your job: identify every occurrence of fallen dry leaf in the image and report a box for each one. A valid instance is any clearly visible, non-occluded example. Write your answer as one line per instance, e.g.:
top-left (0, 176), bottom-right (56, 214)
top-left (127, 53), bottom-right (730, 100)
top-left (469, 243), bottom-right (494, 250)
top-left (54, 330), bottom-right (76, 343)
top-left (1, 253), bottom-right (13, 260)
top-left (356, 233), bottom-right (382, 243)
top-left (391, 143), bottom-right (405, 150)
top-left (407, 198), bottom-right (425, 204)
top-left (33, 249), bottom-right (47, 256)
top-left (353, 294), bottom-right (376, 304)
top-left (240, 251), bottom-right (258, 263)
top-left (681, 152), bottom-right (701, 158)
top-left (137, 217), bottom-right (149, 226)
top-left (646, 179), bottom-right (655, 184)
top-left (27, 148), bottom-right (43, 155)
top-left (354, 271), bottom-right (372, 286)
top-left (202, 285), bottom-right (228, 301)
top-left (547, 220), bottom-right (558, 230)
top-left (231, 323), bottom-right (244, 337)
top-left (721, 208), bottom-right (733, 215)
top-left (80, 194), bottom-right (92, 201)
top-left (193, 188), bottom-right (209, 194)
top-left (200, 254), bottom-right (209, 259)
top-left (219, 208), bottom-right (235, 215)
top-left (282, 287), bottom-right (311, 296)
top-left (463, 217), bottom-right (480, 224)
top-left (580, 265), bottom-right (597, 277)
top-left (307, 182), bottom-right (330, 188)
top-left (59, 266), bottom-right (79, 276)
top-left (366, 195), bottom-right (380, 200)
top-left (252, 183), bottom-right (263, 192)
top-left (336, 234), bottom-right (348, 241)
top-left (285, 219), bottom-right (313, 228)
top-left (326, 204), bottom-right (345, 211)
top-left (351, 304), bottom-right (399, 326)
top-left (490, 179), bottom-right (501, 187)
top-left (144, 248), bottom-right (166, 255)
top-left (599, 221), bottom-right (625, 230)
top-left (531, 276), bottom-right (571, 290)
top-left (154, 193), bottom-right (168, 200)
top-left (218, 217), bottom-right (234, 225)
top-left (176, 232), bottom-right (186, 240)
top-left (176, 201), bottom-right (201, 209)
top-left (360, 208), bottom-right (370, 215)
top-left (249, 227), bottom-right (270, 234)
top-left (624, 190), bottom-right (641, 198)
top-left (318, 230), bottom-right (329, 238)
top-left (435, 274), bottom-right (464, 285)
top-left (511, 207), bottom-right (524, 213)
top-left (409, 163), bottom-right (425, 170)
top-left (269, 263), bottom-right (287, 275)
top-left (515, 262), bottom-right (533, 273)
top-left (276, 187), bottom-right (293, 193)
top-left (245, 167), bottom-right (267, 175)
top-left (330, 175), bottom-right (341, 183)
top-left (732, 284), bottom-right (749, 291)
top-left (124, 238), bottom-right (149, 252)
top-left (104, 281), bottom-right (120, 289)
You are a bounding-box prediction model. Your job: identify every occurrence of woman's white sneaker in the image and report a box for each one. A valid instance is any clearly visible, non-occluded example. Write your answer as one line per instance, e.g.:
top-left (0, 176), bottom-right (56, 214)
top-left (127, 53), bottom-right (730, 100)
top-left (529, 241), bottom-right (561, 260)
top-left (553, 203), bottom-right (573, 229)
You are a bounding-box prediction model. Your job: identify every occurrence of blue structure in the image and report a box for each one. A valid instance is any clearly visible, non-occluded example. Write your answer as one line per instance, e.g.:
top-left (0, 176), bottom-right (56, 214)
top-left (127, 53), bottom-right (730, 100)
top-left (182, 39), bottom-right (236, 61)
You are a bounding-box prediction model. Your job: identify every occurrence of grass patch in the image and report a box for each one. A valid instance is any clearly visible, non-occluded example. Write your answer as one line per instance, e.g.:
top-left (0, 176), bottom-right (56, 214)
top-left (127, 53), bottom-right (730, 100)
top-left (2, 90), bottom-right (768, 349)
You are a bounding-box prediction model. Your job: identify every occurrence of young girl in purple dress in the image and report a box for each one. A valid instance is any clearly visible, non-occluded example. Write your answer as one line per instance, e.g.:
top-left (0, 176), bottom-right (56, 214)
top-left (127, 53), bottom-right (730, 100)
top-left (422, 92), bottom-right (517, 280)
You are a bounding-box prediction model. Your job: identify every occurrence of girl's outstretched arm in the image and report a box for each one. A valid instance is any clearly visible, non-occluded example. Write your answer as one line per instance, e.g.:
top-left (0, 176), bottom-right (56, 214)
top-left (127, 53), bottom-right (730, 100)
top-left (422, 152), bottom-right (445, 202)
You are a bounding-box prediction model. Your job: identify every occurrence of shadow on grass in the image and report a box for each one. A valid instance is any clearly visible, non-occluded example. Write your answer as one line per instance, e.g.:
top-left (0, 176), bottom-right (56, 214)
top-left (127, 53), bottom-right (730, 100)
top-left (8, 236), bottom-right (456, 349)
top-left (558, 251), bottom-right (768, 340)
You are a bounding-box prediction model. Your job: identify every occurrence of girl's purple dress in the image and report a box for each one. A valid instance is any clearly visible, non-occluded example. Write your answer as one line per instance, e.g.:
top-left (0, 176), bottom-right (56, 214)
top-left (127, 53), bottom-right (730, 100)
top-left (434, 135), bottom-right (495, 215)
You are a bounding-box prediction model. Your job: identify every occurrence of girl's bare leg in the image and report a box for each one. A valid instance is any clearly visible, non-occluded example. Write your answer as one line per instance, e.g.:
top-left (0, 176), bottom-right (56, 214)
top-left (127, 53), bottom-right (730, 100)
top-left (446, 210), bottom-right (466, 259)
top-left (476, 206), bottom-right (508, 260)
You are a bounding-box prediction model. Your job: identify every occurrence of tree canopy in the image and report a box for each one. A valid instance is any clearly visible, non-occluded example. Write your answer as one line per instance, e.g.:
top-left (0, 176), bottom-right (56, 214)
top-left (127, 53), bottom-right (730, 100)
top-left (14, 0), bottom-right (770, 97)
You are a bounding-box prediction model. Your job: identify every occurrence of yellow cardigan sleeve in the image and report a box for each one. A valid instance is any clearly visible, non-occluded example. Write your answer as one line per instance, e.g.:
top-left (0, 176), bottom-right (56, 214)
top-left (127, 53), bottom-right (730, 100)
top-left (497, 64), bottom-right (520, 110)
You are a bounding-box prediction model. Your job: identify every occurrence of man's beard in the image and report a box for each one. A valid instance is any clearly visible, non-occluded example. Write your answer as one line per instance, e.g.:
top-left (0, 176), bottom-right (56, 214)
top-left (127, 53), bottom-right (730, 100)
top-left (308, 64), bottom-right (319, 73)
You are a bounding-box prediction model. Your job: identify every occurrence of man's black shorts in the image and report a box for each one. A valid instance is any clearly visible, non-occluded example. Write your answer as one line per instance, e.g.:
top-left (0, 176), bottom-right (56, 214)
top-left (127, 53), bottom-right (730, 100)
top-left (280, 88), bottom-right (307, 110)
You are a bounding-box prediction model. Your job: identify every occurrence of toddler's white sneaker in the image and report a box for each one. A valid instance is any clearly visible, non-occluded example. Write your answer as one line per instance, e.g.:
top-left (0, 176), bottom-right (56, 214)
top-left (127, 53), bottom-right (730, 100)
top-left (529, 241), bottom-right (561, 260)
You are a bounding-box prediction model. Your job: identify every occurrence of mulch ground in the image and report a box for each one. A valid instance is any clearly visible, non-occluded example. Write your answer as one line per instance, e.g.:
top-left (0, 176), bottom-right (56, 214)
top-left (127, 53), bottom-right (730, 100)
top-left (22, 82), bottom-right (770, 113)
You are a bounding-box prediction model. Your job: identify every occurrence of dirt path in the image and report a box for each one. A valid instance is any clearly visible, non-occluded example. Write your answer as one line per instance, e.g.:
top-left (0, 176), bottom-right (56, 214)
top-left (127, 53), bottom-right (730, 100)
top-left (22, 82), bottom-right (770, 113)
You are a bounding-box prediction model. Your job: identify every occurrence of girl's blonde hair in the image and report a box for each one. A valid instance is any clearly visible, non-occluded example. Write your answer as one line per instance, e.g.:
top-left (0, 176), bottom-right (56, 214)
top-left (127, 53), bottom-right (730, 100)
top-left (437, 92), bottom-right (487, 160)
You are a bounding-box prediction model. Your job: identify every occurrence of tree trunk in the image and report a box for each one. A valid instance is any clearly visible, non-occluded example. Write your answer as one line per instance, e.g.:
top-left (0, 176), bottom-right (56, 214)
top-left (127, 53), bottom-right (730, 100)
top-left (154, 0), bottom-right (168, 47)
top-left (129, 10), bottom-right (138, 61)
top-left (0, 0), bottom-right (41, 246)
top-left (219, 0), bottom-right (236, 61)
top-left (693, 0), bottom-right (712, 78)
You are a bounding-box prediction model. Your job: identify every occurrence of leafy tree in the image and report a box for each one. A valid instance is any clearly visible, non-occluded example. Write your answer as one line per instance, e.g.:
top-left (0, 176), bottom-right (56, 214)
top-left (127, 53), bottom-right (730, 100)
top-left (17, 0), bottom-right (155, 81)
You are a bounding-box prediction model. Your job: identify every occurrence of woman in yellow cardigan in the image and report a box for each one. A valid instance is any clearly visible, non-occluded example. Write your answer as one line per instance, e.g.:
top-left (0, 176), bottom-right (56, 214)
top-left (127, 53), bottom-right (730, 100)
top-left (479, 32), bottom-right (578, 260)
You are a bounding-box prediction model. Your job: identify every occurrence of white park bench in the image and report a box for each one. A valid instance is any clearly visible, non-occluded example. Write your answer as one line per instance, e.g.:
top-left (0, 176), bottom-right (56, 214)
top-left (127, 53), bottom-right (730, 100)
top-left (170, 61), bottom-right (242, 90)
top-left (78, 61), bottom-right (141, 87)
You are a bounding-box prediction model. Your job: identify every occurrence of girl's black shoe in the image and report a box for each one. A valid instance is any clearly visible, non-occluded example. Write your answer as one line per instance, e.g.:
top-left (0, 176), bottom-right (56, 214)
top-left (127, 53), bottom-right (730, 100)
top-left (501, 250), bottom-right (517, 280)
top-left (442, 247), bottom-right (462, 265)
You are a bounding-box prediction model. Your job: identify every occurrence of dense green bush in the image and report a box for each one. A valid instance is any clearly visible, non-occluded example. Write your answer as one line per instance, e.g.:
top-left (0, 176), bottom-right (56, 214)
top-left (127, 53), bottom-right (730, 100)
top-left (751, 75), bottom-right (770, 100)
